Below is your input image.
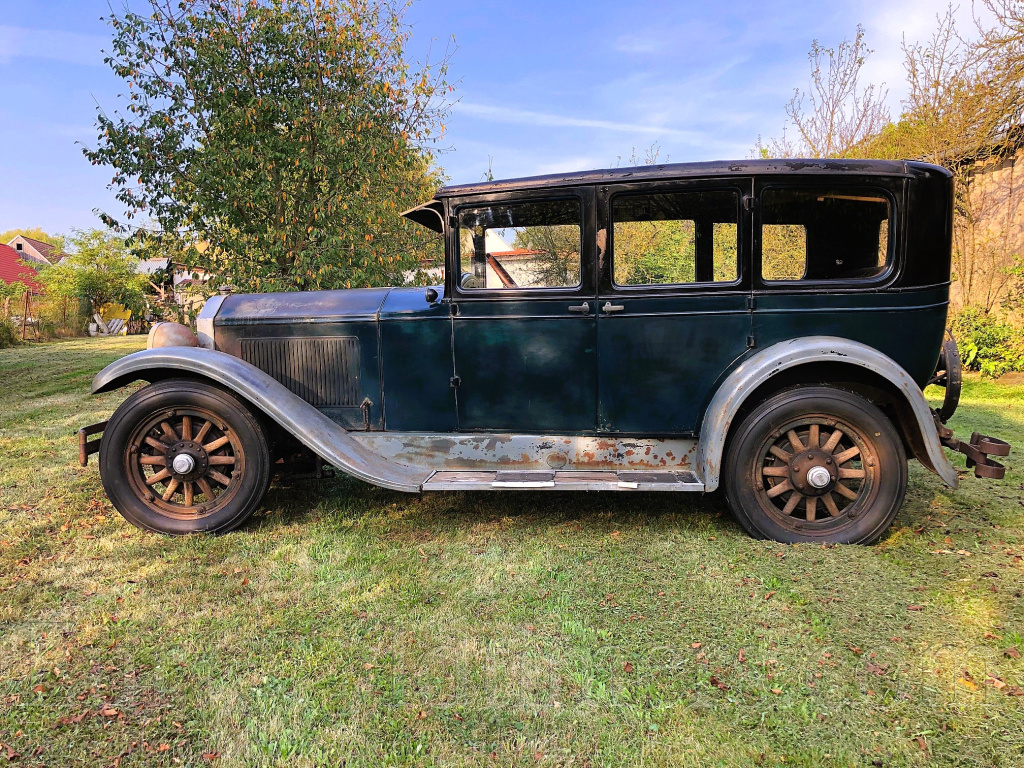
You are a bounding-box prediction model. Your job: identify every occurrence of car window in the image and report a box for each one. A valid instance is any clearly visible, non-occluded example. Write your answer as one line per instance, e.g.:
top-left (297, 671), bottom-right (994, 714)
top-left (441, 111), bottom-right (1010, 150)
top-left (611, 189), bottom-right (739, 286)
top-left (761, 187), bottom-right (891, 282)
top-left (457, 199), bottom-right (582, 290)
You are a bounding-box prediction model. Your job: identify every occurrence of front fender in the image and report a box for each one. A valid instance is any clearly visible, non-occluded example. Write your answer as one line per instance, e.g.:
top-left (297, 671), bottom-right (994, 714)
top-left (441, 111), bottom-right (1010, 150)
top-left (696, 336), bottom-right (958, 492)
top-left (92, 348), bottom-right (430, 493)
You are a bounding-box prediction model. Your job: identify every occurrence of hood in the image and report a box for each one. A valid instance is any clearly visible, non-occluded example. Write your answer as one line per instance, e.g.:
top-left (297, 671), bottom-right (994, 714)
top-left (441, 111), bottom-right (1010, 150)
top-left (214, 287), bottom-right (393, 326)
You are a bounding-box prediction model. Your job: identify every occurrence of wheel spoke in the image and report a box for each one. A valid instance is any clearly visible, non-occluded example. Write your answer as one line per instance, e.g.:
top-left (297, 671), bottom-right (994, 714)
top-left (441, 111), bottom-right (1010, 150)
top-left (146, 468), bottom-right (171, 486)
top-left (766, 480), bottom-right (793, 499)
top-left (194, 420), bottom-right (213, 443)
top-left (207, 469), bottom-right (232, 487)
top-left (161, 477), bottom-right (180, 501)
top-left (769, 445), bottom-right (792, 462)
top-left (182, 415), bottom-right (192, 441)
top-left (144, 436), bottom-right (169, 453)
top-left (834, 446), bottom-right (861, 464)
top-left (805, 496), bottom-right (817, 522)
top-left (197, 477), bottom-right (216, 501)
top-left (781, 492), bottom-right (801, 515)
top-left (183, 482), bottom-right (194, 507)
top-left (762, 465), bottom-right (789, 477)
top-left (204, 435), bottom-right (231, 453)
top-left (808, 424), bottom-right (819, 450)
top-left (139, 455), bottom-right (167, 466)
top-left (160, 421), bottom-right (179, 443)
top-left (822, 492), bottom-right (842, 517)
top-left (838, 468), bottom-right (866, 479)
top-left (822, 429), bottom-right (844, 453)
top-left (834, 482), bottom-right (859, 501)
top-left (787, 430), bottom-right (806, 452)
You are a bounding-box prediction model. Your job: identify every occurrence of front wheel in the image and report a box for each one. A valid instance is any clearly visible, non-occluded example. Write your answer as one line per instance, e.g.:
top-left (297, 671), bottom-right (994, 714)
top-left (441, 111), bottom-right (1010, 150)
top-left (99, 379), bottom-right (271, 535)
top-left (723, 387), bottom-right (907, 544)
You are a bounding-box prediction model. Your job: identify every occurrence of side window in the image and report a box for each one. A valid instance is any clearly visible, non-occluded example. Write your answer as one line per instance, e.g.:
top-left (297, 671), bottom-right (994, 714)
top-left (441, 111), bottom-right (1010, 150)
top-left (457, 198), bottom-right (581, 290)
top-left (761, 187), bottom-right (892, 282)
top-left (612, 189), bottom-right (739, 286)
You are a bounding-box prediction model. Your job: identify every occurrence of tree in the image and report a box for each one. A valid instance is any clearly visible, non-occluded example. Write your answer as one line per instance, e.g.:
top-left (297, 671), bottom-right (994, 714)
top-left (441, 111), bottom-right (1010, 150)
top-left (758, 25), bottom-right (889, 158)
top-left (0, 228), bottom-right (65, 251)
top-left (37, 229), bottom-right (147, 318)
top-left (85, 0), bottom-right (452, 293)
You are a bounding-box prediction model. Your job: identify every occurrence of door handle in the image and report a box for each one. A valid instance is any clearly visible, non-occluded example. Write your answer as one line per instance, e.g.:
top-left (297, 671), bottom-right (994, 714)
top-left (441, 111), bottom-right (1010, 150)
top-left (567, 302), bottom-right (591, 314)
top-left (601, 301), bottom-right (625, 313)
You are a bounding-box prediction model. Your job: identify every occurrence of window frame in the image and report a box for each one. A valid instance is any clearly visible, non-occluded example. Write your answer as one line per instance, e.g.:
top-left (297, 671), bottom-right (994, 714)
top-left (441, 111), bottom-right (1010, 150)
top-left (449, 192), bottom-right (589, 296)
top-left (601, 178), bottom-right (751, 296)
top-left (755, 182), bottom-right (900, 290)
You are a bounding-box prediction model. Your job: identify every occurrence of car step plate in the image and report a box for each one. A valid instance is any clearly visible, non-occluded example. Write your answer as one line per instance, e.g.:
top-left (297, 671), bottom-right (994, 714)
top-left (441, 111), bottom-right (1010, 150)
top-left (422, 469), bottom-right (704, 492)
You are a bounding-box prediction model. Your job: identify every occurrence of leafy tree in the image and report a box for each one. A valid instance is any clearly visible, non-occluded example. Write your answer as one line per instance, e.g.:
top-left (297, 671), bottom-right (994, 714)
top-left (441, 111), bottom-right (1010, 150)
top-left (36, 229), bottom-right (147, 318)
top-left (0, 228), bottom-right (65, 251)
top-left (85, 0), bottom-right (452, 292)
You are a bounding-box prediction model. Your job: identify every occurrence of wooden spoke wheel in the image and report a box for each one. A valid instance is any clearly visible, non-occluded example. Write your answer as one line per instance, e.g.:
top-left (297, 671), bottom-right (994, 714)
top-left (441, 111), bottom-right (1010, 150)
top-left (126, 408), bottom-right (242, 519)
top-left (99, 379), bottom-right (271, 535)
top-left (724, 387), bottom-right (907, 545)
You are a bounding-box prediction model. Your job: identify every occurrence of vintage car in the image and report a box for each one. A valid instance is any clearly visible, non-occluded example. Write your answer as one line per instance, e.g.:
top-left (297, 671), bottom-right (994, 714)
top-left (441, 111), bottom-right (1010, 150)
top-left (80, 159), bottom-right (1010, 544)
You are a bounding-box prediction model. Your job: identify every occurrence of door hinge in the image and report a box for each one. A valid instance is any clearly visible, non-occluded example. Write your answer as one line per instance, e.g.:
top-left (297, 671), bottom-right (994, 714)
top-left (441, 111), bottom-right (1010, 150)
top-left (746, 335), bottom-right (756, 349)
top-left (447, 215), bottom-right (458, 229)
top-left (746, 296), bottom-right (757, 311)
top-left (743, 195), bottom-right (757, 211)
top-left (450, 375), bottom-right (462, 388)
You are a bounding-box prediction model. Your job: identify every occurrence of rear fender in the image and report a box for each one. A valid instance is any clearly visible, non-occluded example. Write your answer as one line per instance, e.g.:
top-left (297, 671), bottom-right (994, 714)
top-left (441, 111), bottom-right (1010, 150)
top-left (696, 336), bottom-right (958, 492)
top-left (92, 348), bottom-right (429, 492)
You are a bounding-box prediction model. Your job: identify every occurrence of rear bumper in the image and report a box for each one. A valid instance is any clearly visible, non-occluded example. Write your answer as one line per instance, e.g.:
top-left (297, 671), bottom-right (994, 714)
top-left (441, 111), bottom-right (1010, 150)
top-left (936, 419), bottom-right (1010, 479)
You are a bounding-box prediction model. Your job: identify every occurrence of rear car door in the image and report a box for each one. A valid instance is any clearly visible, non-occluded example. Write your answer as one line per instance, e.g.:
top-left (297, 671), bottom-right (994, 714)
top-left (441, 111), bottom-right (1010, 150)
top-left (596, 178), bottom-right (753, 434)
top-left (449, 188), bottom-right (599, 433)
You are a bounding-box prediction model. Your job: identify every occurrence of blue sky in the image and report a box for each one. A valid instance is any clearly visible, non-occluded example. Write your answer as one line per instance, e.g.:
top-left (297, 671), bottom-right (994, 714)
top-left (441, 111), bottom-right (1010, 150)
top-left (0, 0), bottom-right (964, 235)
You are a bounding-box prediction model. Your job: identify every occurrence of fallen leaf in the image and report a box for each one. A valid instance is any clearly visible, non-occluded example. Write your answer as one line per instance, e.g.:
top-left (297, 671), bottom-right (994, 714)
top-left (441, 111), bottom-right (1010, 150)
top-left (710, 676), bottom-right (728, 691)
top-left (1004, 647), bottom-right (1021, 659)
top-left (416, 710), bottom-right (427, 720)
top-left (32, 684), bottom-right (45, 693)
top-left (1, 743), bottom-right (21, 761)
top-left (764, 591), bottom-right (776, 600)
top-left (916, 736), bottom-right (928, 751)
top-left (623, 661), bottom-right (634, 673)
top-left (907, 604), bottom-right (924, 611)
top-left (157, 744), bottom-right (170, 752)
top-left (738, 649), bottom-right (746, 663)
top-left (202, 752), bottom-right (220, 761)
top-left (771, 688), bottom-right (782, 695)
top-left (691, 642), bottom-right (702, 649)
top-left (986, 675), bottom-right (1007, 690)
top-left (99, 705), bottom-right (119, 718)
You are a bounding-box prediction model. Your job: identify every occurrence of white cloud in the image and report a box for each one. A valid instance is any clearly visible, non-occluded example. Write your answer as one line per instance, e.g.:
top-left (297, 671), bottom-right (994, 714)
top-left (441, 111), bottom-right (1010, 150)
top-left (456, 101), bottom-right (704, 142)
top-left (0, 25), bottom-right (107, 67)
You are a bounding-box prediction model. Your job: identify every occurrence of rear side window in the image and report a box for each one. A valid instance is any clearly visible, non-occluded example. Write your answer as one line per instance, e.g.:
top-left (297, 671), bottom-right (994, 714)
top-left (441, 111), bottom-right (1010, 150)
top-left (760, 187), bottom-right (892, 282)
top-left (612, 189), bottom-right (740, 286)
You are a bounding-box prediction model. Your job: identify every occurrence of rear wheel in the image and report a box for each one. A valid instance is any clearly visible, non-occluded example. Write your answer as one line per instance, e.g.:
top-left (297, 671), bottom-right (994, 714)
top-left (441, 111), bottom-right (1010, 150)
top-left (99, 379), bottom-right (271, 534)
top-left (723, 387), bottom-right (907, 544)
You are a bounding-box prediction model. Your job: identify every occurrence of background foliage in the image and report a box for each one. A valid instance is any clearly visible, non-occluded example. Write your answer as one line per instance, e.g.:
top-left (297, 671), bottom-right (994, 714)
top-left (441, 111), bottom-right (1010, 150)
top-left (86, 0), bottom-right (452, 293)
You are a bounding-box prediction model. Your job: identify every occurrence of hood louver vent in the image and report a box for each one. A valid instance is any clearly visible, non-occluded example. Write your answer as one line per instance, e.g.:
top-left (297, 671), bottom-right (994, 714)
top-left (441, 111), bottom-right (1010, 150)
top-left (240, 337), bottom-right (361, 407)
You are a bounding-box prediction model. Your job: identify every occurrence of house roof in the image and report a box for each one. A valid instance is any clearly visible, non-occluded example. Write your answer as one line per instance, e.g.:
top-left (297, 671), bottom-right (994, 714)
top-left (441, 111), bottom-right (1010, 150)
top-left (0, 243), bottom-right (42, 291)
top-left (7, 235), bottom-right (65, 266)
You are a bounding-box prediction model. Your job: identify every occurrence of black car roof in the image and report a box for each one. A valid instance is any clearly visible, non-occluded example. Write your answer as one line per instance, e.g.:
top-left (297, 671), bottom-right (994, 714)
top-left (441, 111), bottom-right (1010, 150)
top-left (436, 158), bottom-right (950, 197)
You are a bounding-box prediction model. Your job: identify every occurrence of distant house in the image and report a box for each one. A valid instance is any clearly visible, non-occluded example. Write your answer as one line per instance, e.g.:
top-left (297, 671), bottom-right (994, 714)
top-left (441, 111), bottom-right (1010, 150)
top-left (0, 243), bottom-right (43, 291)
top-left (6, 235), bottom-right (66, 267)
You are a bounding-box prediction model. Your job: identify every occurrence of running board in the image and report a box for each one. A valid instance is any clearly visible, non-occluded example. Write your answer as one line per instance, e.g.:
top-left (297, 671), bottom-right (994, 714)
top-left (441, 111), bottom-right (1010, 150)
top-left (422, 469), bottom-right (704, 492)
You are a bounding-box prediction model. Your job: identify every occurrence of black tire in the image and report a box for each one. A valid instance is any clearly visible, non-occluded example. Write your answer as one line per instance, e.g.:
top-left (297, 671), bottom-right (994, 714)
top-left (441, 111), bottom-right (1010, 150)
top-left (99, 379), bottom-right (271, 535)
top-left (723, 387), bottom-right (908, 545)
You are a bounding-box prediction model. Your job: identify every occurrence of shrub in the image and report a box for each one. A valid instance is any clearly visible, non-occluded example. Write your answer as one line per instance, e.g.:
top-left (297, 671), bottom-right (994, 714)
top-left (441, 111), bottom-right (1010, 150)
top-left (950, 306), bottom-right (1024, 377)
top-left (0, 316), bottom-right (20, 349)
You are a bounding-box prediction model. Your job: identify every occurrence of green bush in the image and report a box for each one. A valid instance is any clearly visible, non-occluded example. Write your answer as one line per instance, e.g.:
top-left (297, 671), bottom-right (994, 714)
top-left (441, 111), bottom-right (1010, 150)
top-left (0, 316), bottom-right (20, 349)
top-left (950, 306), bottom-right (1024, 377)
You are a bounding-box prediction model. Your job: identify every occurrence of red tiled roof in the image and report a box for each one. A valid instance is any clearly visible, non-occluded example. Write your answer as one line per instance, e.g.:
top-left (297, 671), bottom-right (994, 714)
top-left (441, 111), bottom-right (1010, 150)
top-left (0, 243), bottom-right (43, 291)
top-left (16, 236), bottom-right (64, 265)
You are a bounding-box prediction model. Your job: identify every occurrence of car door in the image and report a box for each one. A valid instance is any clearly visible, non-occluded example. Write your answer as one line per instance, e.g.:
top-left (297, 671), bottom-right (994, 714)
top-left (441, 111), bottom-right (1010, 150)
top-left (596, 178), bottom-right (753, 435)
top-left (449, 188), bottom-right (598, 433)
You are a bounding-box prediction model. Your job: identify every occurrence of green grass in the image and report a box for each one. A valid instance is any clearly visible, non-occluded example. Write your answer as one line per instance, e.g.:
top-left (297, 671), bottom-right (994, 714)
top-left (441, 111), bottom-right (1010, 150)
top-left (1, 336), bottom-right (1023, 767)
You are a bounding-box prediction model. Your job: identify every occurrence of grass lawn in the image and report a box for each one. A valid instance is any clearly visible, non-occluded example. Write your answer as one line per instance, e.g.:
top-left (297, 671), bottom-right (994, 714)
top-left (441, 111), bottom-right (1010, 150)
top-left (1, 336), bottom-right (1023, 767)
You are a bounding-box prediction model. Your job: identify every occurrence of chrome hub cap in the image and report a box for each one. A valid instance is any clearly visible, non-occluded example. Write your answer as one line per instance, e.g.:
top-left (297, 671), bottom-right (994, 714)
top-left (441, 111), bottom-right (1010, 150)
top-left (172, 454), bottom-right (196, 475)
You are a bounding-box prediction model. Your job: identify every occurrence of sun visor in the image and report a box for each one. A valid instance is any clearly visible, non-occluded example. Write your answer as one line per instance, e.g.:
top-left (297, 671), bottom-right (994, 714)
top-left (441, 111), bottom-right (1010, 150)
top-left (400, 200), bottom-right (445, 233)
